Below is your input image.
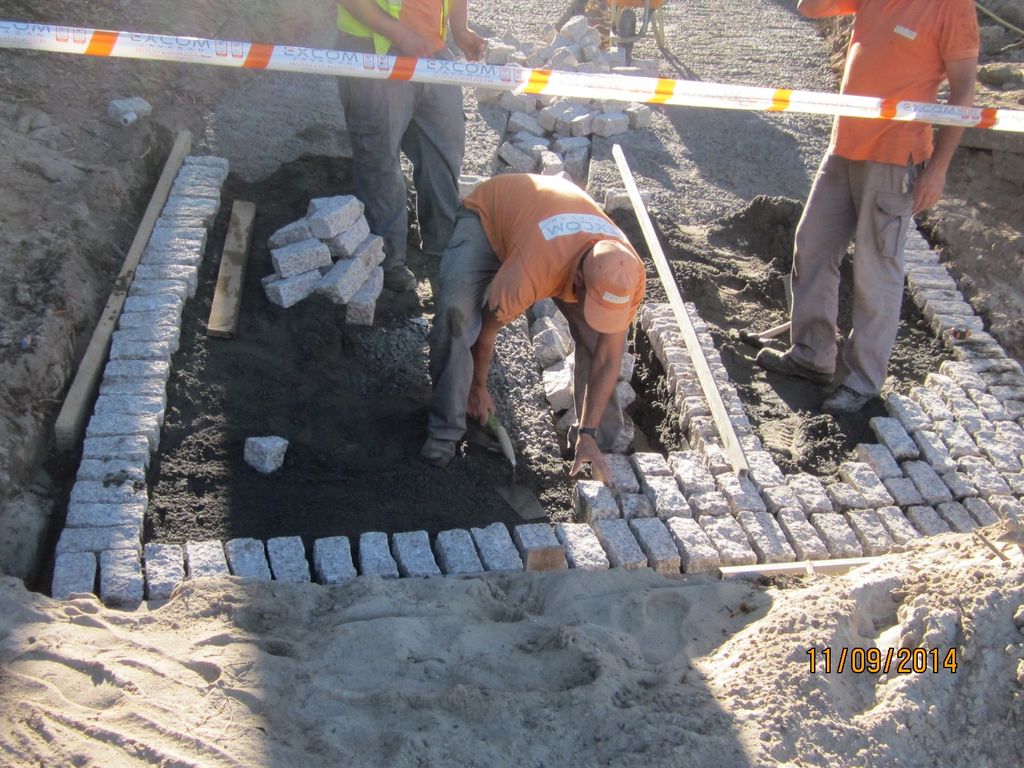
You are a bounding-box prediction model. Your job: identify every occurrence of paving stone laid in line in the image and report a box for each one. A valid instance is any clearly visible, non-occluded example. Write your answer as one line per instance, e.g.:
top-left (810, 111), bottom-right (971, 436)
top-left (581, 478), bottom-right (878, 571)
top-left (664, 516), bottom-right (721, 573)
top-left (885, 393), bottom-right (931, 434)
top-left (512, 524), bottom-right (567, 572)
top-left (186, 540), bottom-right (230, 578)
top-left (51, 552), bottom-right (97, 600)
top-left (116, 306), bottom-right (183, 329)
top-left (85, 412), bottom-right (161, 452)
top-left (912, 430), bottom-right (957, 474)
top-left (631, 452), bottom-right (673, 479)
top-left (699, 515), bottom-right (757, 566)
top-left (910, 386), bottom-right (955, 422)
top-left (973, 430), bottom-right (1023, 473)
top-left (143, 543), bottom-right (184, 600)
top-left (762, 484), bottom-right (803, 515)
top-left (629, 517), bottom-right (681, 575)
top-left (744, 450), bottom-right (787, 492)
top-left (689, 490), bottom-right (732, 518)
top-left (313, 537), bottom-right (358, 583)
top-left (870, 417), bottom-right (920, 460)
top-left (668, 450), bottom-right (717, 495)
top-left (93, 394), bottom-right (167, 421)
top-left (57, 525), bottom-right (141, 556)
top-left (605, 454), bottom-right (641, 494)
top-left (873, 506), bottom-right (922, 545)
top-left (81, 434), bottom-right (151, 466)
top-left (619, 492), bottom-right (655, 519)
top-left (736, 510), bottom-right (796, 564)
top-left (882, 476), bottom-right (925, 507)
top-left (555, 523), bottom-right (610, 570)
top-left (114, 321), bottom-right (182, 350)
top-left (935, 502), bottom-right (978, 533)
top-left (934, 420), bottom-right (981, 459)
top-left (643, 475), bottom-right (691, 519)
top-left (433, 529), bottom-right (484, 575)
top-left (391, 531), bottom-right (442, 577)
top-left (716, 473), bottom-right (767, 515)
top-left (100, 549), bottom-right (144, 606)
top-left (108, 337), bottom-right (174, 363)
top-left (941, 470), bottom-right (978, 501)
top-left (127, 279), bottom-right (189, 303)
top-left (66, 498), bottom-right (147, 529)
top-left (958, 499), bottom-right (999, 528)
top-left (845, 510), bottom-right (895, 556)
top-left (574, 479), bottom-right (620, 521)
top-left (75, 457), bottom-right (147, 485)
top-left (225, 538), bottom-right (272, 580)
top-left (264, 537), bottom-right (310, 582)
top-left (776, 509), bottom-right (830, 561)
top-left (358, 532), bottom-right (399, 578)
top-left (809, 513), bottom-right (864, 558)
top-left (592, 519), bottom-right (648, 569)
top-left (826, 482), bottom-right (868, 512)
top-left (903, 460), bottom-right (954, 506)
top-left (470, 523), bottom-right (524, 572)
top-left (839, 462), bottom-right (895, 507)
top-left (854, 443), bottom-right (902, 480)
top-left (787, 473), bottom-right (834, 515)
top-left (905, 506), bottom-right (952, 536)
top-left (957, 455), bottom-right (1012, 498)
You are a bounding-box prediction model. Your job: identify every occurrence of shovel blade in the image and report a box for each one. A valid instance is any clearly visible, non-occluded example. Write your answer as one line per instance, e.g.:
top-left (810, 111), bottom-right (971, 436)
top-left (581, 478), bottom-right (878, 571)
top-left (496, 483), bottom-right (546, 520)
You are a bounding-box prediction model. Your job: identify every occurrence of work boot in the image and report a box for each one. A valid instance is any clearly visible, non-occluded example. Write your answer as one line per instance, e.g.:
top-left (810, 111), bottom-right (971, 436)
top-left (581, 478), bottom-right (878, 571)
top-left (384, 265), bottom-right (418, 292)
top-left (420, 437), bottom-right (457, 467)
top-left (756, 348), bottom-right (832, 386)
top-left (822, 385), bottom-right (872, 414)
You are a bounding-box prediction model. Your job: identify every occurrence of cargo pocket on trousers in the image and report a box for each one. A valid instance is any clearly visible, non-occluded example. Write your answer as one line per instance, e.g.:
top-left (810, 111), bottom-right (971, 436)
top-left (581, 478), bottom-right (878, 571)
top-left (872, 190), bottom-right (914, 260)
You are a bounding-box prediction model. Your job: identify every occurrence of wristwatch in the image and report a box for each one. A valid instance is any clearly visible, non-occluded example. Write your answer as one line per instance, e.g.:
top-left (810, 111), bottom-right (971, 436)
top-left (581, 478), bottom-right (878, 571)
top-left (578, 426), bottom-right (598, 439)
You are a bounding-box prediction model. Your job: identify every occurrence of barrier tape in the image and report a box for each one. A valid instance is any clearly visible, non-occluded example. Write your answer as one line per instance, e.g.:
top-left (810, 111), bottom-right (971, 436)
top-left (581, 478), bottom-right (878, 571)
top-left (2, 20), bottom-right (1023, 133)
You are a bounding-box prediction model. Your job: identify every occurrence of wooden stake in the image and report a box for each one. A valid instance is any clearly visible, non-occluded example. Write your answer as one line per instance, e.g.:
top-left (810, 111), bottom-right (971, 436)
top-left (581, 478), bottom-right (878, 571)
top-left (612, 143), bottom-right (749, 476)
top-left (55, 130), bottom-right (193, 451)
top-left (206, 201), bottom-right (256, 339)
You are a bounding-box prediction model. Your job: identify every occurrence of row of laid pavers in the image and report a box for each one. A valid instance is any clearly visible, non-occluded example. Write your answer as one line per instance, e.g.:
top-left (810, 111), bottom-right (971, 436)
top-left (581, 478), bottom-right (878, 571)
top-left (632, 225), bottom-right (1023, 561)
top-left (53, 155), bottom-right (228, 597)
top-left (53, 516), bottom-right (749, 605)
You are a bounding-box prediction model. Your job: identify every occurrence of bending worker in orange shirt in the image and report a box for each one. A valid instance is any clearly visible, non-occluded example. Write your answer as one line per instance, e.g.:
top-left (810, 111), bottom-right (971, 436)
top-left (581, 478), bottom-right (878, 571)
top-left (757, 0), bottom-right (979, 413)
top-left (336, 0), bottom-right (484, 292)
top-left (421, 174), bottom-right (646, 486)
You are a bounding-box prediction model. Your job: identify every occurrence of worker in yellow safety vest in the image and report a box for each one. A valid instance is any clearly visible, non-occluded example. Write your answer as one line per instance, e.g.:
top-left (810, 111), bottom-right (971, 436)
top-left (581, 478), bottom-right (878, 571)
top-left (336, 0), bottom-right (485, 292)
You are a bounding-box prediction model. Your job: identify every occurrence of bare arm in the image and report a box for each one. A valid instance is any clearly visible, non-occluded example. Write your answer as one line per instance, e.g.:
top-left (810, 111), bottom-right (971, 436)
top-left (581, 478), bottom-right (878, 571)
top-left (913, 56), bottom-right (977, 213)
top-left (447, 0), bottom-right (485, 60)
top-left (467, 305), bottom-right (502, 424)
top-left (797, 0), bottom-right (856, 19)
top-left (337, 0), bottom-right (433, 57)
top-left (570, 329), bottom-right (627, 487)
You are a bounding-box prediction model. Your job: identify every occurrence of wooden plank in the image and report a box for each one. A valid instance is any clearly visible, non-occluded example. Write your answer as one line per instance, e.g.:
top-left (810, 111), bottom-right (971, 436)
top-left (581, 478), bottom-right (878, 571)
top-left (206, 201), bottom-right (256, 339)
top-left (719, 556), bottom-right (880, 579)
top-left (55, 130), bottom-right (193, 451)
top-left (612, 144), bottom-right (750, 476)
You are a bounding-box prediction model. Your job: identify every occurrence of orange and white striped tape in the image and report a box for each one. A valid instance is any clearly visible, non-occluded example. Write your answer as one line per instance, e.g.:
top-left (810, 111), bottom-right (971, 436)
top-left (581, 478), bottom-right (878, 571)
top-left (2, 20), bottom-right (1022, 133)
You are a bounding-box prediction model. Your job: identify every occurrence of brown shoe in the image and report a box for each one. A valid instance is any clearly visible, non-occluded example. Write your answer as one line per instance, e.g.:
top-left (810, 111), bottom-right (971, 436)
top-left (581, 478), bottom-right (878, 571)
top-left (756, 348), bottom-right (832, 386)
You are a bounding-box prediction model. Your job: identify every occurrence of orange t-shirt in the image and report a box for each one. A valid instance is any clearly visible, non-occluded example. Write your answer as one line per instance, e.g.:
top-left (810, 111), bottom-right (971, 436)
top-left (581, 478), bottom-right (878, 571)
top-left (829, 0), bottom-right (979, 165)
top-left (463, 174), bottom-right (646, 326)
top-left (398, 0), bottom-right (446, 55)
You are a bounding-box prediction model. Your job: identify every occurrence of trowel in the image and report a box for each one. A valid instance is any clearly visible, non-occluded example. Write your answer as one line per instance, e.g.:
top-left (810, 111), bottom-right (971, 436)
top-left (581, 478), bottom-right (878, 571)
top-left (486, 413), bottom-right (546, 520)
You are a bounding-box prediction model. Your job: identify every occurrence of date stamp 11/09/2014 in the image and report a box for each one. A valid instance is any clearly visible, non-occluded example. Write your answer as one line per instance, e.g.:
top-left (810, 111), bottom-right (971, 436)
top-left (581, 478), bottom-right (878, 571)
top-left (806, 647), bottom-right (958, 674)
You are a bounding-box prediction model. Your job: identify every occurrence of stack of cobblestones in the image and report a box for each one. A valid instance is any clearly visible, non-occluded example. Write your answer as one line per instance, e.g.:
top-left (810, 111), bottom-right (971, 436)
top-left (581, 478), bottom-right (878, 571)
top-left (476, 15), bottom-right (654, 186)
top-left (527, 297), bottom-right (638, 453)
top-left (51, 155), bottom-right (228, 605)
top-left (262, 194), bottom-right (385, 325)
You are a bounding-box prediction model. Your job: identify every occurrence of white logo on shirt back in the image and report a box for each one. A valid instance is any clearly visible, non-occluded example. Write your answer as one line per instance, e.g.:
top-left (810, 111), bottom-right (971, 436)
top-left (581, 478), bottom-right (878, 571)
top-left (894, 25), bottom-right (917, 41)
top-left (538, 214), bottom-right (624, 241)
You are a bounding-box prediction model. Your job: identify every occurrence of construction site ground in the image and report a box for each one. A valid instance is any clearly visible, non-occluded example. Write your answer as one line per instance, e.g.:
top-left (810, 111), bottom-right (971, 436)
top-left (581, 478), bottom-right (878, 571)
top-left (0, 0), bottom-right (1023, 765)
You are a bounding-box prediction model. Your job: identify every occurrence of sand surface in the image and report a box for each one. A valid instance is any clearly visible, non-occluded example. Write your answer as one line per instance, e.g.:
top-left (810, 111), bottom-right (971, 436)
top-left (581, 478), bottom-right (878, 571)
top-left (1, 534), bottom-right (1021, 766)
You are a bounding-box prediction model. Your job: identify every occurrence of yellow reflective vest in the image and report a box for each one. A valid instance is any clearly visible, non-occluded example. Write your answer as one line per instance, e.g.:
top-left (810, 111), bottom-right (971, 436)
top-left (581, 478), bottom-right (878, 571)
top-left (337, 0), bottom-right (450, 56)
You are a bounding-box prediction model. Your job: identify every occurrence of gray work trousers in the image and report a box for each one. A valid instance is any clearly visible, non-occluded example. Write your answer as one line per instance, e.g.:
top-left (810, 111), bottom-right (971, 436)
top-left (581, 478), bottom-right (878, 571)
top-left (336, 34), bottom-right (465, 271)
top-left (428, 209), bottom-right (623, 449)
top-left (788, 154), bottom-right (917, 396)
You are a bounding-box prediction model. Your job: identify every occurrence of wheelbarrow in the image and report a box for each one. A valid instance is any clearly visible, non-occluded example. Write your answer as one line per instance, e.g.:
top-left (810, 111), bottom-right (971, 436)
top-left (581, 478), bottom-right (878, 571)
top-left (609, 0), bottom-right (667, 62)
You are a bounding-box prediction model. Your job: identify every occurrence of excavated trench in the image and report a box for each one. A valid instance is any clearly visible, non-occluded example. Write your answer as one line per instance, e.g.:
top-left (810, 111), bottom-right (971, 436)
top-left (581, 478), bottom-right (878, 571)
top-left (85, 153), bottom-right (950, 552)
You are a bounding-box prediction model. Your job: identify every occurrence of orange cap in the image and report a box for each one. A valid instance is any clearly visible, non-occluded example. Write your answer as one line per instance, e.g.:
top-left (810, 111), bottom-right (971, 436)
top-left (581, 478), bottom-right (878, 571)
top-left (582, 240), bottom-right (643, 334)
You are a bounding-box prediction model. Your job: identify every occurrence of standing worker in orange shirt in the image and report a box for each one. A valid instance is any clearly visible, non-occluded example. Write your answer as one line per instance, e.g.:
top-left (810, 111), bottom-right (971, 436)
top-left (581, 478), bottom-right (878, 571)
top-left (336, 0), bottom-right (485, 292)
top-left (421, 174), bottom-right (646, 486)
top-left (757, 0), bottom-right (979, 413)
